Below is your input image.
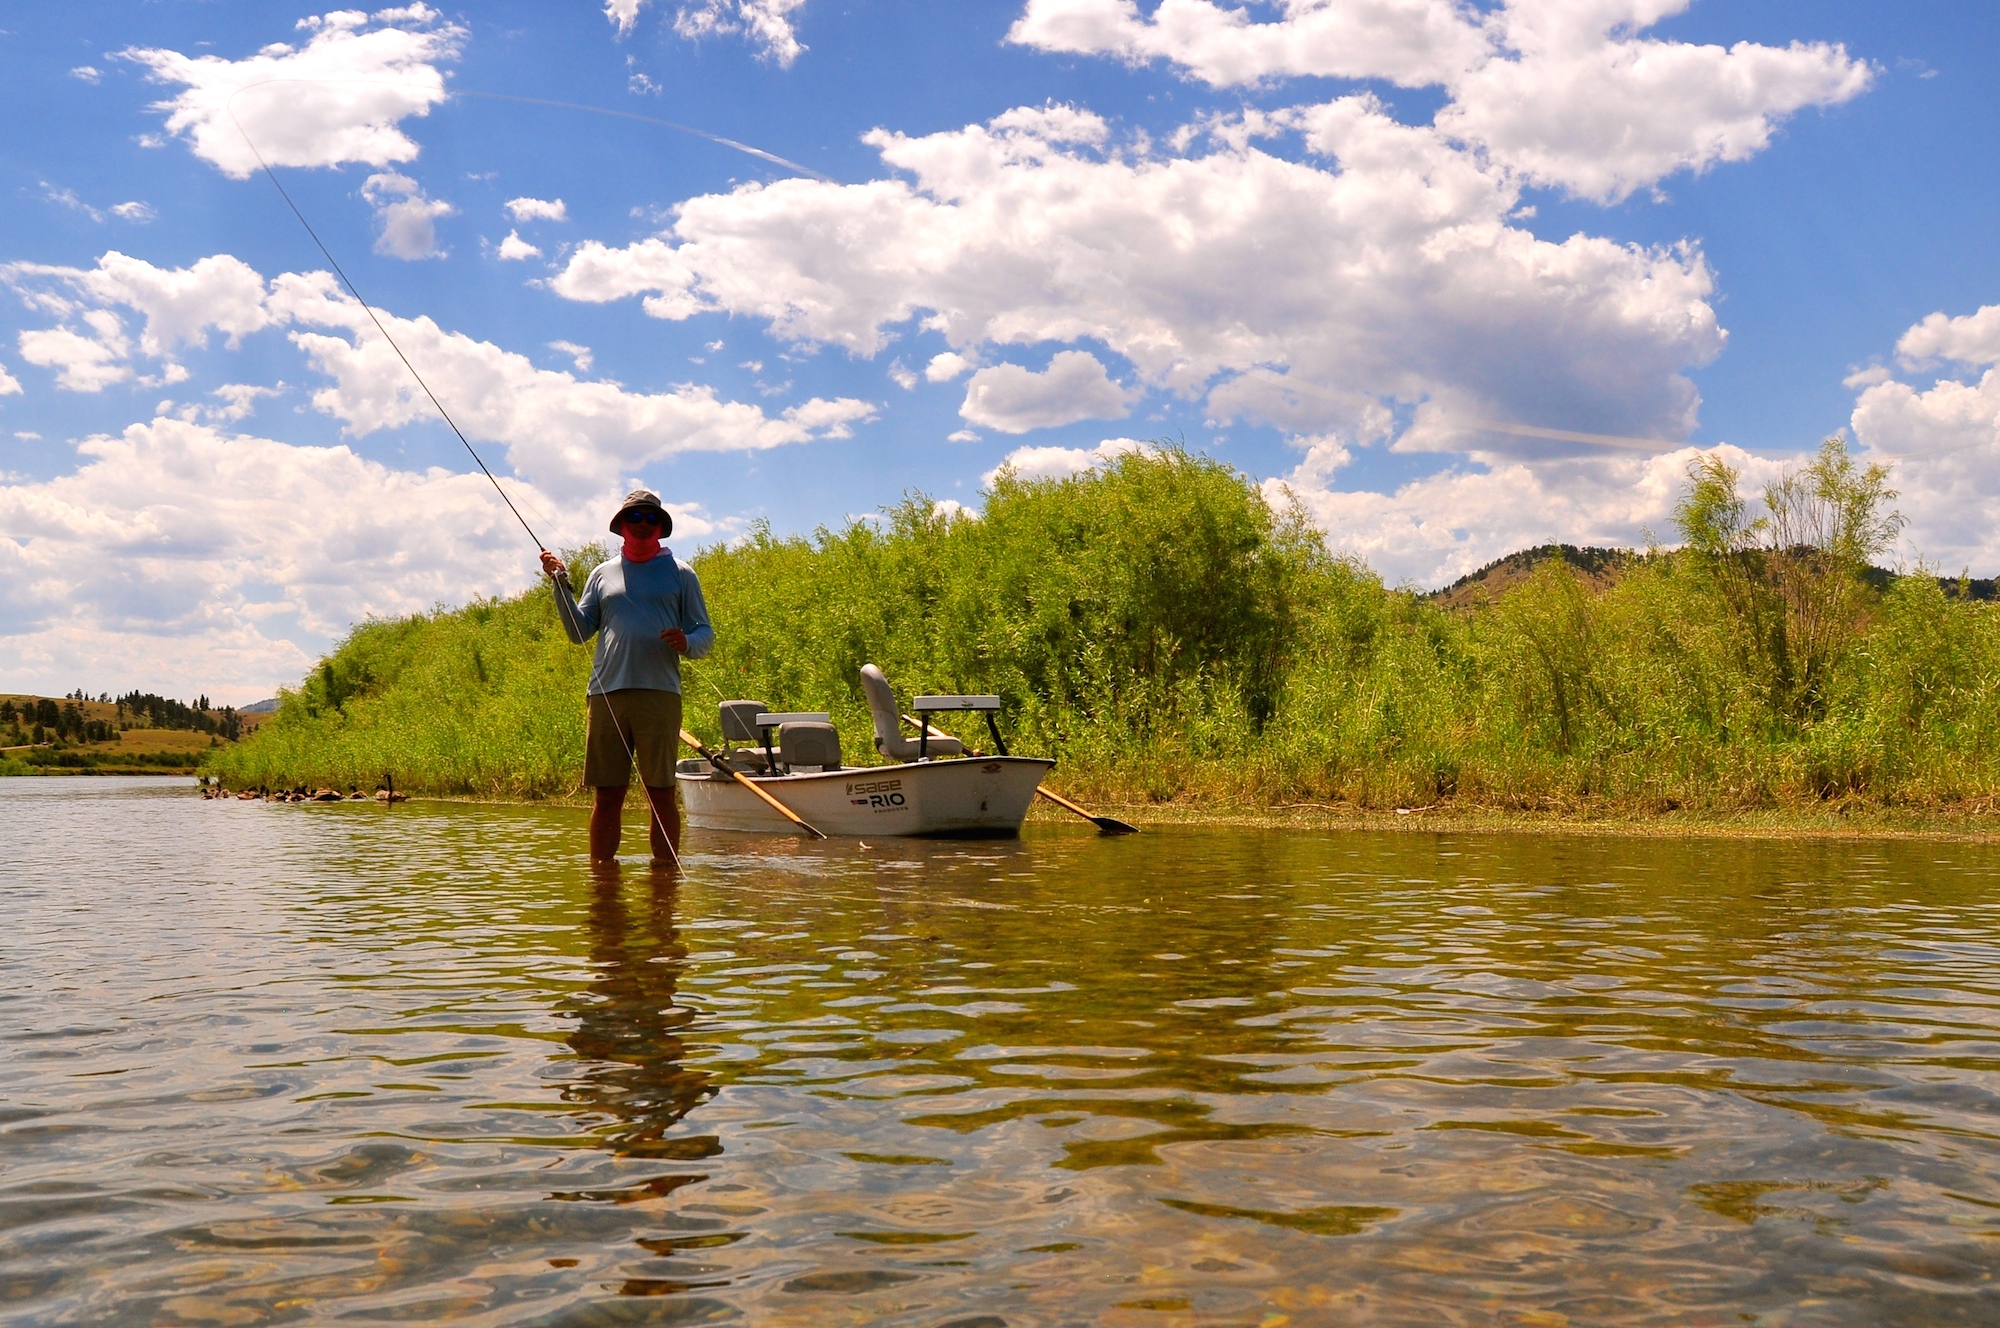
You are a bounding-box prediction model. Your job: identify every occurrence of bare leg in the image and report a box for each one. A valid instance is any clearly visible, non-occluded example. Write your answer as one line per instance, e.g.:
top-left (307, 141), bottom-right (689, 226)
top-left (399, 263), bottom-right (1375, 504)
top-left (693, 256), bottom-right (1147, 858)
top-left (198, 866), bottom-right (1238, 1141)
top-left (591, 785), bottom-right (626, 861)
top-left (642, 783), bottom-right (681, 865)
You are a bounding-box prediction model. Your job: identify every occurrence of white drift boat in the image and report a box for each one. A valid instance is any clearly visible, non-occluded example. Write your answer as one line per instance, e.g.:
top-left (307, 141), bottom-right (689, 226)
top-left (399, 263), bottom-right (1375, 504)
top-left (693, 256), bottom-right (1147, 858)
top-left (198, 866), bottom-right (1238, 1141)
top-left (676, 664), bottom-right (1054, 837)
top-left (678, 754), bottom-right (1055, 837)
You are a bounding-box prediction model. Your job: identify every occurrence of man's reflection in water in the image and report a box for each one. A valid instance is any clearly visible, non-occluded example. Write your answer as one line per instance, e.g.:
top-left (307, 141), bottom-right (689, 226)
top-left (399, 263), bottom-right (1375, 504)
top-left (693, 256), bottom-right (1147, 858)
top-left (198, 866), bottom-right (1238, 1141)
top-left (563, 865), bottom-right (717, 1160)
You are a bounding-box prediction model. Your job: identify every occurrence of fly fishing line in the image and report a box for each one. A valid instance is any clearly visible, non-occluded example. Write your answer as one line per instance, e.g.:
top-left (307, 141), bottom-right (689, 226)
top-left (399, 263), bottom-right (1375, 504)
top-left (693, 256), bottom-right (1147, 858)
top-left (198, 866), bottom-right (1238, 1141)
top-left (217, 89), bottom-right (826, 870)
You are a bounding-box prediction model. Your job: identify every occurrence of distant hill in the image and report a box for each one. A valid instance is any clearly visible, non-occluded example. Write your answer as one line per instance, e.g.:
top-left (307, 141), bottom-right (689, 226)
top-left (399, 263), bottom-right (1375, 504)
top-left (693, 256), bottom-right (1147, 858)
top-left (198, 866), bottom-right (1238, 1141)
top-left (240, 698), bottom-right (280, 714)
top-left (1427, 545), bottom-right (1636, 611)
top-left (1427, 544), bottom-right (2000, 610)
top-left (0, 692), bottom-right (275, 777)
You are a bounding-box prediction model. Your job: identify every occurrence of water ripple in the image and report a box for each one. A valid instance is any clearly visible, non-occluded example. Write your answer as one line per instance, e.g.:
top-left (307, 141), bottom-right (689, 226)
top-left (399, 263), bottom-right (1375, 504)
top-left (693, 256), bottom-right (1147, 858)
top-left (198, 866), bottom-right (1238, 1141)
top-left (5, 778), bottom-right (2000, 1323)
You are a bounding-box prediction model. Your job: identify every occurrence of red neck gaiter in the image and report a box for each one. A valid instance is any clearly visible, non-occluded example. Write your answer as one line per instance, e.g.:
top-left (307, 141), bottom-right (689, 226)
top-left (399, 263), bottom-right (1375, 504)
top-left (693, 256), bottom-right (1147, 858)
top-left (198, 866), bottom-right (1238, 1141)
top-left (622, 531), bottom-right (662, 563)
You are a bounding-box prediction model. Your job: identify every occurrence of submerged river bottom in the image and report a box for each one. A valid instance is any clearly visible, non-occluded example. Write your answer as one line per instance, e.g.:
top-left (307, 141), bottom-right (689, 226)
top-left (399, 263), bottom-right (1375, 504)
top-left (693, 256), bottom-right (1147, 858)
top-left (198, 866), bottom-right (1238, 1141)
top-left (6, 777), bottom-right (2000, 1325)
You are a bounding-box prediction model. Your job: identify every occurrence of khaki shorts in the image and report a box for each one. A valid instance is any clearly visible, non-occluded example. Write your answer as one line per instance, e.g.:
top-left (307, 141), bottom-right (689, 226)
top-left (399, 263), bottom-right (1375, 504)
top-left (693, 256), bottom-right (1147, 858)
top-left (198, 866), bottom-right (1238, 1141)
top-left (585, 688), bottom-right (683, 789)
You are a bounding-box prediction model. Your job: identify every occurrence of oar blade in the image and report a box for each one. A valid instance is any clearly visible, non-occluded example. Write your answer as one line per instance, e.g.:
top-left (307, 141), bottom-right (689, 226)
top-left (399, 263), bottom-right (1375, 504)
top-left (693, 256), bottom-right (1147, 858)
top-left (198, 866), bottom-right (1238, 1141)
top-left (1089, 815), bottom-right (1140, 835)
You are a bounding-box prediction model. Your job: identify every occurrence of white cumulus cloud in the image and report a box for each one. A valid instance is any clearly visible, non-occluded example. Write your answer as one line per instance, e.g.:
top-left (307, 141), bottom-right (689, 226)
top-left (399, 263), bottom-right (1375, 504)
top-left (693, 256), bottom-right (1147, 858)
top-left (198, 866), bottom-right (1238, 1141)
top-left (0, 416), bottom-right (557, 696)
top-left (268, 271), bottom-right (876, 499)
top-left (1269, 439), bottom-right (1790, 588)
top-left (505, 196), bottom-right (568, 223)
top-left (1009, 0), bottom-right (1869, 203)
top-left (0, 412), bottom-right (749, 696)
top-left (925, 351), bottom-right (972, 382)
top-left (1896, 302), bottom-right (2000, 369)
top-left (1849, 300), bottom-right (2000, 574)
top-left (201, 382), bottom-right (286, 423)
top-left (961, 351), bottom-right (1134, 433)
top-left (495, 229), bottom-right (542, 261)
top-left (1274, 287), bottom-right (2000, 588)
top-left (122, 8), bottom-right (462, 178)
top-left (18, 311), bottom-right (134, 392)
top-left (674, 0), bottom-right (810, 65)
top-left (5, 250), bottom-right (878, 501)
top-left (984, 436), bottom-right (1150, 486)
top-left (1010, 0), bottom-right (1485, 88)
top-left (362, 172), bottom-right (454, 259)
top-left (1442, 2), bottom-right (1872, 203)
top-left (6, 250), bottom-right (276, 359)
top-left (605, 0), bottom-right (649, 36)
top-left (549, 101), bottom-right (1723, 450)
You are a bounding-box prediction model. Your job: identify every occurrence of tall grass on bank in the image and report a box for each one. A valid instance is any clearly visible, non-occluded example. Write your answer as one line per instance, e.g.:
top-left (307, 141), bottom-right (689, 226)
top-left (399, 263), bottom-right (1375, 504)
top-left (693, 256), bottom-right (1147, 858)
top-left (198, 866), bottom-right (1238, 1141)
top-left (206, 442), bottom-right (2000, 811)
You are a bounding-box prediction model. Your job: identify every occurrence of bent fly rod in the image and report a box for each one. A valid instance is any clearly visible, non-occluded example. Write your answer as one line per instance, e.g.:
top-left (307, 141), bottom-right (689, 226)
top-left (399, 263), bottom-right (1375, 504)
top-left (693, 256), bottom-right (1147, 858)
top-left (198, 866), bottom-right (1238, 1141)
top-left (233, 136), bottom-right (550, 553)
top-left (221, 76), bottom-right (833, 557)
top-left (222, 92), bottom-right (834, 864)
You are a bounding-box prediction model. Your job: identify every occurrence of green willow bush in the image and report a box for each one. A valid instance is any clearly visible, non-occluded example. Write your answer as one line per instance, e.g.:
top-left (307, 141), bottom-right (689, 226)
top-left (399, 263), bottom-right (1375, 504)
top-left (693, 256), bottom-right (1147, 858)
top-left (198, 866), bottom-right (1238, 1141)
top-left (207, 443), bottom-right (2000, 811)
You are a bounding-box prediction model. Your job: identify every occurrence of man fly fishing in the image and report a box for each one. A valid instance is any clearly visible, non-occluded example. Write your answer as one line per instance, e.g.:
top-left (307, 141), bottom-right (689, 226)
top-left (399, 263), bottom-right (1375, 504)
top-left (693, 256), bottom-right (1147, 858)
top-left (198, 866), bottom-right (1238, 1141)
top-left (540, 489), bottom-right (713, 864)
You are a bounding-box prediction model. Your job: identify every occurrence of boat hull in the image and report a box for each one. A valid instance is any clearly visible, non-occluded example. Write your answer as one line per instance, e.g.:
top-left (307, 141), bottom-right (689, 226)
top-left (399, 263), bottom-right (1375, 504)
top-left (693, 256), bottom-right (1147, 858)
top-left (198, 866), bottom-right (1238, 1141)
top-left (677, 756), bottom-right (1054, 837)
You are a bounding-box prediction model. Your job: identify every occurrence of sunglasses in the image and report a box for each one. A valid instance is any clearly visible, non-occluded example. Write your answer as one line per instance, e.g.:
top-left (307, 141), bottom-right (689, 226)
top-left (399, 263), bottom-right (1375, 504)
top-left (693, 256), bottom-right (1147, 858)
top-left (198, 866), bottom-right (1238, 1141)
top-left (622, 511), bottom-right (663, 525)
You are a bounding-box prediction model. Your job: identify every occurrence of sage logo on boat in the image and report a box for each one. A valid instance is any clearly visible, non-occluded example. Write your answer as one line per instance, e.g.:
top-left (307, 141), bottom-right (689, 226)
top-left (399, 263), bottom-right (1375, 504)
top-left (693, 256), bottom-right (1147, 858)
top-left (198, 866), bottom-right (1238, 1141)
top-left (845, 776), bottom-right (906, 811)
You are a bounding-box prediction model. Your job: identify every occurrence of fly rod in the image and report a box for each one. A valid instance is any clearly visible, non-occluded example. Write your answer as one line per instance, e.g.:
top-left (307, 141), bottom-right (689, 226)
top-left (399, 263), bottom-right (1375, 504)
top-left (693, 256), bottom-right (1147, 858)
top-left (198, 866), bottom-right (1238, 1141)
top-left (226, 107), bottom-right (693, 867)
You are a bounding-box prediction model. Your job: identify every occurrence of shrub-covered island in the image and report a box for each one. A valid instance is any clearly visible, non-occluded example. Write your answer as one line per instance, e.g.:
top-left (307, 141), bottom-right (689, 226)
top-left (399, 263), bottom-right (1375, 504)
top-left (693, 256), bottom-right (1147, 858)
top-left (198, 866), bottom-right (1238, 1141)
top-left (205, 442), bottom-right (2000, 817)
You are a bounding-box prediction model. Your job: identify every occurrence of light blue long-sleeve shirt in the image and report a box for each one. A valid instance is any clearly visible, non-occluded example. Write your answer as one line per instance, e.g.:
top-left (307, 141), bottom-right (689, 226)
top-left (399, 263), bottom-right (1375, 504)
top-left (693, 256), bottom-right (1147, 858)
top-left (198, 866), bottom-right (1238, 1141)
top-left (553, 551), bottom-right (714, 695)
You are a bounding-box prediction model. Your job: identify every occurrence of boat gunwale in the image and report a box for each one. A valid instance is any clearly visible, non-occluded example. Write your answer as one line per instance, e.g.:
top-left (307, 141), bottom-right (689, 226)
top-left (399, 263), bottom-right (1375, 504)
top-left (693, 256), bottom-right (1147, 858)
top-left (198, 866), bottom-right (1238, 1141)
top-left (674, 753), bottom-right (1055, 784)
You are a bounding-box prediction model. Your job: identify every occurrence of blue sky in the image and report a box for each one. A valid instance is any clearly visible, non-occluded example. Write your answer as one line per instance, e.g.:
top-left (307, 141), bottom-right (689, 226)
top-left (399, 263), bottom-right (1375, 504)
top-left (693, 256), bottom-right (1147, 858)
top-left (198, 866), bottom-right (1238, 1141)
top-left (2, 0), bottom-right (1998, 700)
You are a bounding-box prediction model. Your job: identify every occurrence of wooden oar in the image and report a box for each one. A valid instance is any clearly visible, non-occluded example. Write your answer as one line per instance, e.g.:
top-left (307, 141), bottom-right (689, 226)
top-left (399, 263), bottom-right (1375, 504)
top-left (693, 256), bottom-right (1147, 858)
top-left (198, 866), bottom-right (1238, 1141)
top-left (902, 713), bottom-right (1138, 835)
top-left (679, 728), bottom-right (828, 839)
top-left (1035, 784), bottom-right (1140, 835)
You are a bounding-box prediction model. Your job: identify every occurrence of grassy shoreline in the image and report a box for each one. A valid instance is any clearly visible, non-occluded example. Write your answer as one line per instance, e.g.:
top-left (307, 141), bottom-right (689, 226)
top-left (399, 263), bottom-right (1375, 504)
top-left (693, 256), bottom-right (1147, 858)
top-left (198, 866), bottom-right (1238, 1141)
top-left (207, 446), bottom-right (2000, 824)
top-left (301, 780), bottom-right (2000, 843)
top-left (1101, 800), bottom-right (2000, 842)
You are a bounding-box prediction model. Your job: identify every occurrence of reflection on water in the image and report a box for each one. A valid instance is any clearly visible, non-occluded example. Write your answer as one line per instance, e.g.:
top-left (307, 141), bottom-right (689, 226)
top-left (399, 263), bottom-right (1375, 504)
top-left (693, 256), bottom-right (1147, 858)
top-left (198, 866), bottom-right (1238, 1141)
top-left (563, 874), bottom-right (714, 1162)
top-left (6, 777), bottom-right (2000, 1325)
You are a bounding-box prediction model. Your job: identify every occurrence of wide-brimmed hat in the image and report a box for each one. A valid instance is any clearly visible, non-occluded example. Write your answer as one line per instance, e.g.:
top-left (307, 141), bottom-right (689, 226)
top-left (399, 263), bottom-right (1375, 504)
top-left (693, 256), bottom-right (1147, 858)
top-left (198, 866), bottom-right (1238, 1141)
top-left (609, 488), bottom-right (672, 537)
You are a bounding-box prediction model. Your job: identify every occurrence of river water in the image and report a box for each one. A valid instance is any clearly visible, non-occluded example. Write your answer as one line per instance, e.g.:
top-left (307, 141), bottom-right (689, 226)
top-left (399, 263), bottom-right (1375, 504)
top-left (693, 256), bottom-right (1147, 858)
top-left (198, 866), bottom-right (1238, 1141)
top-left (7, 777), bottom-right (2000, 1325)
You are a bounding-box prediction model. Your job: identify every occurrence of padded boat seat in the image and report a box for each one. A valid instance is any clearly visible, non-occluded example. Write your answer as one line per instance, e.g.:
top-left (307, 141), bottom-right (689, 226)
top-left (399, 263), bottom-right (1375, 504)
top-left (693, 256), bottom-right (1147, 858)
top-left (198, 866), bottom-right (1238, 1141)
top-left (778, 721), bottom-right (842, 772)
top-left (719, 699), bottom-right (767, 744)
top-left (859, 663), bottom-right (966, 760)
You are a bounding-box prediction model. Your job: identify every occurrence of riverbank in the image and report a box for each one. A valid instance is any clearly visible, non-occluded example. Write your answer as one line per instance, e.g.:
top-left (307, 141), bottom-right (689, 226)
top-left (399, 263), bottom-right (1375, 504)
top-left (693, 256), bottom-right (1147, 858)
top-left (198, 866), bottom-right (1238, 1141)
top-left (205, 445), bottom-right (2000, 817)
top-left (214, 778), bottom-right (2000, 843)
top-left (1094, 798), bottom-right (2000, 842)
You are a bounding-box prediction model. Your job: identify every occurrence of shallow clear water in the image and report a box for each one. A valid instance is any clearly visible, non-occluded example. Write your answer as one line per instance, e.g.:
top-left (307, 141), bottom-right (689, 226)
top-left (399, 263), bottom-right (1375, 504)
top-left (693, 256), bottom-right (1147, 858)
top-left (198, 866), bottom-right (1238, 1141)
top-left (7, 778), bottom-right (2000, 1325)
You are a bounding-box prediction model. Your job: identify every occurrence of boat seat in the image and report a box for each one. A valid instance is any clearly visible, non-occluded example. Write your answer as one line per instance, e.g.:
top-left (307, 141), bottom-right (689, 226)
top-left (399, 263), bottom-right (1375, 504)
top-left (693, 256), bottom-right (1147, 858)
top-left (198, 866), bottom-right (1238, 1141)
top-left (719, 699), bottom-right (766, 744)
top-left (714, 699), bottom-right (773, 770)
top-left (778, 721), bottom-right (842, 772)
top-left (859, 664), bottom-right (965, 761)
